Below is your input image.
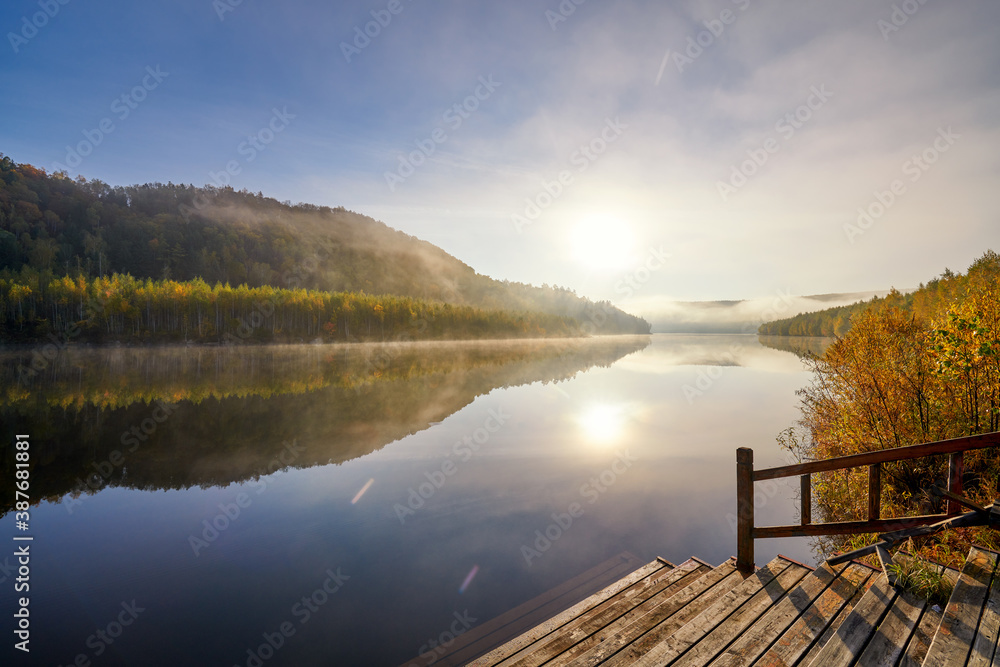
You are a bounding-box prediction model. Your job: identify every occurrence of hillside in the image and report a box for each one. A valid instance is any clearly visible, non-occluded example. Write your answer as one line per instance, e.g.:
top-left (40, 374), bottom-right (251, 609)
top-left (757, 256), bottom-right (997, 337)
top-left (0, 153), bottom-right (649, 337)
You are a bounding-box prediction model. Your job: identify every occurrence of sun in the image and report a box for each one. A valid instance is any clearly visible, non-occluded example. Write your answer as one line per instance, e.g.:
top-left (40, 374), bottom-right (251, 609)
top-left (569, 216), bottom-right (636, 271)
top-left (577, 404), bottom-right (627, 445)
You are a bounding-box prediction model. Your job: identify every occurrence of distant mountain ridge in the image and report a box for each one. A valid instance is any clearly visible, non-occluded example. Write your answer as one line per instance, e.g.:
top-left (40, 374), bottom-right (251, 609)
top-left (648, 291), bottom-right (896, 334)
top-left (758, 253), bottom-right (997, 337)
top-left (0, 152), bottom-right (649, 335)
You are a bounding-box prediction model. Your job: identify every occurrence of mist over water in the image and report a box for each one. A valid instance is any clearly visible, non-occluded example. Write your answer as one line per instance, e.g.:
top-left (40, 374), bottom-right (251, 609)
top-left (0, 335), bottom-right (815, 665)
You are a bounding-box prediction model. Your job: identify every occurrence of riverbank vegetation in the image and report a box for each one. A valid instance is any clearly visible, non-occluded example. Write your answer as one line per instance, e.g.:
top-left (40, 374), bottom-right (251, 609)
top-left (779, 251), bottom-right (1000, 567)
top-left (0, 153), bottom-right (650, 339)
top-left (0, 271), bottom-right (588, 344)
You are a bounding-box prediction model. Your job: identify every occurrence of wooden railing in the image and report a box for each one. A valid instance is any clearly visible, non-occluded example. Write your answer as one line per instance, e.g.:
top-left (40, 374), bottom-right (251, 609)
top-left (736, 432), bottom-right (1000, 574)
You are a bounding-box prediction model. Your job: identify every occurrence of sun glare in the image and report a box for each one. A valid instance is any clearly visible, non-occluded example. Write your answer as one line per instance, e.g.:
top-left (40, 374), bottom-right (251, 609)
top-left (570, 217), bottom-right (635, 271)
top-left (577, 404), bottom-right (627, 445)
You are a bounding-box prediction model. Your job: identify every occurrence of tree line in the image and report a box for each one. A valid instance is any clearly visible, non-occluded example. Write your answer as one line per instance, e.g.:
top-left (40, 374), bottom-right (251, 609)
top-left (0, 271), bottom-right (590, 345)
top-left (780, 251), bottom-right (1000, 566)
top-left (0, 152), bottom-right (650, 336)
top-left (758, 266), bottom-right (973, 337)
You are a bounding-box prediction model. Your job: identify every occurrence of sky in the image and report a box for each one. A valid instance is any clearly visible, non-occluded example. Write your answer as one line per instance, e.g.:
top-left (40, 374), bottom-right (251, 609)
top-left (2, 0), bottom-right (999, 319)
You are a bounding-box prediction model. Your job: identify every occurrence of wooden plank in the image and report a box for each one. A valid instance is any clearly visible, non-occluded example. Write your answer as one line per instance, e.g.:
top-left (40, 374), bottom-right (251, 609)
top-left (496, 559), bottom-right (706, 667)
top-left (625, 556), bottom-right (793, 667)
top-left (948, 451), bottom-right (965, 515)
top-left (802, 572), bottom-right (898, 666)
top-left (738, 447), bottom-right (755, 574)
top-left (753, 432), bottom-right (1000, 481)
top-left (967, 547), bottom-right (1000, 667)
top-left (578, 560), bottom-right (744, 667)
top-left (464, 556), bottom-right (666, 667)
top-left (898, 561), bottom-right (960, 667)
top-left (922, 546), bottom-right (998, 667)
top-left (796, 565), bottom-right (878, 667)
top-left (868, 463), bottom-right (881, 521)
top-left (710, 562), bottom-right (845, 667)
top-left (800, 475), bottom-right (811, 526)
top-left (447, 554), bottom-right (648, 666)
top-left (754, 514), bottom-right (950, 540)
top-left (855, 588), bottom-right (927, 667)
top-left (533, 563), bottom-right (712, 667)
top-left (753, 562), bottom-right (877, 667)
top-left (667, 564), bottom-right (811, 666)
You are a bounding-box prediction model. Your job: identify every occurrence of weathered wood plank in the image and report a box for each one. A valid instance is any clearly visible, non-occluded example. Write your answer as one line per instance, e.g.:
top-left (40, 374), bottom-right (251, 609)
top-left (465, 556), bottom-right (667, 667)
top-left (668, 564), bottom-right (811, 667)
top-left (796, 564), bottom-right (877, 667)
top-left (753, 432), bottom-right (1000, 481)
top-left (577, 560), bottom-right (744, 667)
top-left (803, 572), bottom-right (898, 666)
top-left (535, 563), bottom-right (712, 667)
top-left (751, 562), bottom-right (876, 667)
top-left (897, 603), bottom-right (941, 667)
top-left (868, 463), bottom-right (881, 521)
top-left (923, 546), bottom-right (998, 667)
top-left (854, 588), bottom-right (926, 667)
top-left (625, 557), bottom-right (793, 667)
top-left (968, 548), bottom-right (1000, 667)
top-left (754, 514), bottom-right (950, 540)
top-left (500, 559), bottom-right (706, 667)
top-left (897, 559), bottom-right (958, 667)
top-left (710, 562), bottom-right (844, 667)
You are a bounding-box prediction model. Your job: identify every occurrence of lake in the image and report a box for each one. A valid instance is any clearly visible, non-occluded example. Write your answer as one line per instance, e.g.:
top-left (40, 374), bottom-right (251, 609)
top-left (0, 334), bottom-right (825, 666)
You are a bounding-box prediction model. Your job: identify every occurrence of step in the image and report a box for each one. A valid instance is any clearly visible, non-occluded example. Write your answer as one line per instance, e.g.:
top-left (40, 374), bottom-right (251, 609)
top-left (710, 560), bottom-right (878, 667)
top-left (626, 556), bottom-right (813, 666)
top-left (499, 558), bottom-right (714, 667)
top-left (467, 555), bottom-right (675, 667)
top-left (424, 551), bottom-right (647, 667)
top-left (571, 558), bottom-right (746, 666)
top-left (801, 550), bottom-right (969, 667)
top-left (923, 546), bottom-right (1000, 667)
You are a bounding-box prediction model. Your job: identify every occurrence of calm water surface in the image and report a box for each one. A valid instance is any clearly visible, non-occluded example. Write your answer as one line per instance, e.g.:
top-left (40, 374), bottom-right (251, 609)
top-left (0, 335), bottom-right (821, 666)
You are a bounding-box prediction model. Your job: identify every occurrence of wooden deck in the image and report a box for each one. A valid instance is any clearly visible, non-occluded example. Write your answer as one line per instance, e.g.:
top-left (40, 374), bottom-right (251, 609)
top-left (459, 545), bottom-right (1000, 666)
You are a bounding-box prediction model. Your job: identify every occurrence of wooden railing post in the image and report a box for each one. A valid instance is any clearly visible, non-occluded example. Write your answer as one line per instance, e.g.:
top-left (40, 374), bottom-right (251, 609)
top-left (868, 463), bottom-right (881, 521)
top-left (948, 452), bottom-right (964, 514)
top-left (800, 474), bottom-right (811, 525)
top-left (737, 447), bottom-right (754, 574)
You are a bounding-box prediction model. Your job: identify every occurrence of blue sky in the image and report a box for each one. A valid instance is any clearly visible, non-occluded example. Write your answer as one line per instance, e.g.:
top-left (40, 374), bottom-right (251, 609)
top-left (2, 0), bottom-right (999, 317)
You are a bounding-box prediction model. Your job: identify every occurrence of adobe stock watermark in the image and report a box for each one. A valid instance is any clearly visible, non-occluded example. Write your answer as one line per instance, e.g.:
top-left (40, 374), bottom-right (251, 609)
top-left (394, 408), bottom-right (510, 523)
top-left (233, 567), bottom-right (349, 667)
top-left (655, 0), bottom-right (752, 83)
top-left (544, 0), bottom-right (587, 31)
top-left (614, 246), bottom-right (671, 299)
top-left (512, 117), bottom-right (628, 233)
top-left (521, 449), bottom-right (637, 565)
top-left (717, 85), bottom-right (832, 202)
top-left (384, 75), bottom-right (502, 192)
top-left (213, 0), bottom-right (248, 21)
top-left (726, 477), bottom-right (780, 534)
top-left (843, 126), bottom-right (959, 244)
top-left (51, 66), bottom-right (169, 174)
top-left (7, 0), bottom-right (72, 54)
top-left (62, 401), bottom-right (177, 514)
top-left (56, 600), bottom-right (146, 667)
top-left (207, 106), bottom-right (295, 188)
top-left (188, 440), bottom-right (304, 556)
top-left (406, 611), bottom-right (478, 667)
top-left (682, 288), bottom-right (796, 404)
top-left (878, 0), bottom-right (931, 41)
top-left (341, 0), bottom-right (415, 63)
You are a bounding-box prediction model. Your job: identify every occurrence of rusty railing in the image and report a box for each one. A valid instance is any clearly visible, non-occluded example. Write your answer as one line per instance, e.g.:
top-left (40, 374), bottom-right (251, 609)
top-left (736, 432), bottom-right (1000, 573)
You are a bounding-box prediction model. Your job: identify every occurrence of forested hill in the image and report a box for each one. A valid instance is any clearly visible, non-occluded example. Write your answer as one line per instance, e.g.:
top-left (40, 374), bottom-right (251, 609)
top-left (0, 153), bottom-right (649, 335)
top-left (758, 251), bottom-right (999, 337)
